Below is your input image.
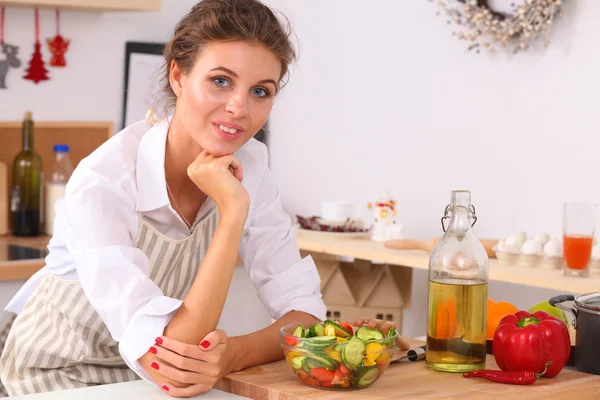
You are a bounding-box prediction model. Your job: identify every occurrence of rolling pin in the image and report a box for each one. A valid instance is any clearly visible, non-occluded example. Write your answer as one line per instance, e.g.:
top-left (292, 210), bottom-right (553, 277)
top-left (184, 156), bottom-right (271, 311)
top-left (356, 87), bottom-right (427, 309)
top-left (384, 237), bottom-right (499, 259)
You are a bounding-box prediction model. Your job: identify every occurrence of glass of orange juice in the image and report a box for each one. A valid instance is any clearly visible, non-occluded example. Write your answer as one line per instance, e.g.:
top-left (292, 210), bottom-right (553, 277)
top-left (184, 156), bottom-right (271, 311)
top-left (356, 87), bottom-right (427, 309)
top-left (563, 202), bottom-right (598, 277)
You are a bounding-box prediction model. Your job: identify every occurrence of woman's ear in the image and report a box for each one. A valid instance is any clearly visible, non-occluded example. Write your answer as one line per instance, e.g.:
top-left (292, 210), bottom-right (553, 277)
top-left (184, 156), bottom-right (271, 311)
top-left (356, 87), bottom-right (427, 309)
top-left (169, 60), bottom-right (184, 98)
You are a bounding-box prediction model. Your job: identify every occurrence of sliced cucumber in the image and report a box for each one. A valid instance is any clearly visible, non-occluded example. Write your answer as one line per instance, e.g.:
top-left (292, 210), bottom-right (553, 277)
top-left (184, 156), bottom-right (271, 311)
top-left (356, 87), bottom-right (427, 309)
top-left (292, 325), bottom-right (304, 338)
top-left (341, 337), bottom-right (366, 370)
top-left (324, 320), bottom-right (352, 338)
top-left (332, 343), bottom-right (345, 352)
top-left (306, 354), bottom-right (338, 371)
top-left (302, 336), bottom-right (336, 351)
top-left (356, 366), bottom-right (380, 388)
top-left (290, 356), bottom-right (306, 370)
top-left (308, 324), bottom-right (325, 337)
top-left (304, 357), bottom-right (320, 371)
top-left (355, 326), bottom-right (385, 341)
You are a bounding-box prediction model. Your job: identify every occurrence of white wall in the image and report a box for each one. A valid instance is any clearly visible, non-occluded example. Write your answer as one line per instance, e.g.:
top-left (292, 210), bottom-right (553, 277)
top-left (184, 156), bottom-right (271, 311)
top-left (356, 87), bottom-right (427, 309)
top-left (265, 0), bottom-right (592, 336)
top-left (0, 1), bottom-right (593, 337)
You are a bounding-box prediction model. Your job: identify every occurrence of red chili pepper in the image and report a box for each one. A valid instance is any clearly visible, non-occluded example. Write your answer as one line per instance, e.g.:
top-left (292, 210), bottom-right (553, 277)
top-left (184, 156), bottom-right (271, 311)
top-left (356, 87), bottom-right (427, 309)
top-left (463, 362), bottom-right (551, 385)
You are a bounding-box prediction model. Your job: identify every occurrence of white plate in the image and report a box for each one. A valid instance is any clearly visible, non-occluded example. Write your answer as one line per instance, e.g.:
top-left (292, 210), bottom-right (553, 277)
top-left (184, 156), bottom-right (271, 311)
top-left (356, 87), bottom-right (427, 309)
top-left (295, 227), bottom-right (371, 239)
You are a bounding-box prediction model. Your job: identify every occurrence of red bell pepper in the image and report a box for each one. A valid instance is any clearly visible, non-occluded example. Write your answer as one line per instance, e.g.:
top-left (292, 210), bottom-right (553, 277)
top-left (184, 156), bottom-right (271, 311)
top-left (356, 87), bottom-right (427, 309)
top-left (493, 310), bottom-right (570, 378)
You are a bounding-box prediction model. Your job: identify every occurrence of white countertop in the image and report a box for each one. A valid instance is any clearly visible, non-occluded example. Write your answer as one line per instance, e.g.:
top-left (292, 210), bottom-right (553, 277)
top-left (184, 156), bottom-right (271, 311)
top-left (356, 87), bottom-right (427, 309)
top-left (10, 380), bottom-right (250, 400)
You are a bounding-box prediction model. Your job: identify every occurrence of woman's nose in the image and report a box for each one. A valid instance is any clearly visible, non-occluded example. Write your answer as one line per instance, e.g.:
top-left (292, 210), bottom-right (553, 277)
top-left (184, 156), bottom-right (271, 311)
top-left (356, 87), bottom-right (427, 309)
top-left (224, 93), bottom-right (249, 118)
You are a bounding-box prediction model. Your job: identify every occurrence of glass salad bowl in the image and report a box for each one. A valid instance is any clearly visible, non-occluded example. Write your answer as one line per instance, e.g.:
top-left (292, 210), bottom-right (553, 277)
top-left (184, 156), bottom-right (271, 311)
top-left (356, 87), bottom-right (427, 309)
top-left (280, 320), bottom-right (398, 390)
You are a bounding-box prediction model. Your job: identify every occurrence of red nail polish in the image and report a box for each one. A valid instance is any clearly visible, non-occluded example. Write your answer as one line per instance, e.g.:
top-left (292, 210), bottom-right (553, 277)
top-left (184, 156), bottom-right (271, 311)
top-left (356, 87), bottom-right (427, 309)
top-left (162, 385), bottom-right (169, 392)
top-left (149, 347), bottom-right (157, 355)
top-left (200, 340), bottom-right (210, 348)
top-left (155, 337), bottom-right (163, 345)
top-left (151, 362), bottom-right (159, 370)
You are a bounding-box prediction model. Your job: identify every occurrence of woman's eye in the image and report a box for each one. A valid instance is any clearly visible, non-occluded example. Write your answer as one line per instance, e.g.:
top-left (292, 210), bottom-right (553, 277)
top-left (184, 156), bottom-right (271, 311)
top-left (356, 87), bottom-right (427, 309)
top-left (213, 77), bottom-right (230, 87)
top-left (252, 87), bottom-right (269, 98)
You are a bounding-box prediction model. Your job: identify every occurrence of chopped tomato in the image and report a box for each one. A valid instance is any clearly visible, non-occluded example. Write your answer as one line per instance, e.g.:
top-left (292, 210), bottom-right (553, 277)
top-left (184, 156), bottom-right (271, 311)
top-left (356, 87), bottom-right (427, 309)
top-left (321, 381), bottom-right (333, 388)
top-left (285, 336), bottom-right (298, 346)
top-left (296, 370), bottom-right (309, 380)
top-left (337, 363), bottom-right (352, 378)
top-left (310, 367), bottom-right (335, 382)
top-left (339, 321), bottom-right (353, 333)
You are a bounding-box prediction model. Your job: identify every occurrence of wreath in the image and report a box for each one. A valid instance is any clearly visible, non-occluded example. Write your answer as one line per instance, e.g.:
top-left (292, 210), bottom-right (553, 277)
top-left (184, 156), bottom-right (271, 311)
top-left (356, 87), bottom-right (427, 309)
top-left (434, 0), bottom-right (564, 54)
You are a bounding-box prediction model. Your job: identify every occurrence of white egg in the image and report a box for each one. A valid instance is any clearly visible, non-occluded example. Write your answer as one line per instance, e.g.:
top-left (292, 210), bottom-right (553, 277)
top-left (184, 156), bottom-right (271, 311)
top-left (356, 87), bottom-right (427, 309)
top-left (521, 239), bottom-right (543, 255)
top-left (517, 232), bottom-right (528, 247)
top-left (543, 238), bottom-right (563, 258)
top-left (505, 235), bottom-right (521, 248)
top-left (534, 233), bottom-right (550, 246)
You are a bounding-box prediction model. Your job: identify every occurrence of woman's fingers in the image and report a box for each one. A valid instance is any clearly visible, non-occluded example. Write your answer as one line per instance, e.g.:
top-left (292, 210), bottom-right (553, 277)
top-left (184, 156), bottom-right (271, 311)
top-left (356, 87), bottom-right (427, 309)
top-left (150, 359), bottom-right (216, 385)
top-left (155, 336), bottom-right (223, 364)
top-left (150, 345), bottom-right (220, 377)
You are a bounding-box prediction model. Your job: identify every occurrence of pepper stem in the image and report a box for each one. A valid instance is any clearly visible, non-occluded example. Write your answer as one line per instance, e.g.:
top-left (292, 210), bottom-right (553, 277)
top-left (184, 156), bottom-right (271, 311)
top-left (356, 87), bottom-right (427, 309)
top-left (535, 361), bottom-right (552, 378)
top-left (516, 316), bottom-right (540, 328)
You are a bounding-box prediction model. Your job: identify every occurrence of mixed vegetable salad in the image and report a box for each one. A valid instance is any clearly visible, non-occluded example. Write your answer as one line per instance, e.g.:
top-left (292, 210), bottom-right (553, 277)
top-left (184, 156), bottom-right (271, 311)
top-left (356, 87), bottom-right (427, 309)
top-left (282, 320), bottom-right (398, 389)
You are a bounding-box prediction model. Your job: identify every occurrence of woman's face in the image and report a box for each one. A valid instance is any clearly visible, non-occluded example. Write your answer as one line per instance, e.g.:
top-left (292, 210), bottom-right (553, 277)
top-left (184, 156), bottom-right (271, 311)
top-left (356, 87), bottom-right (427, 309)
top-left (171, 40), bottom-right (281, 157)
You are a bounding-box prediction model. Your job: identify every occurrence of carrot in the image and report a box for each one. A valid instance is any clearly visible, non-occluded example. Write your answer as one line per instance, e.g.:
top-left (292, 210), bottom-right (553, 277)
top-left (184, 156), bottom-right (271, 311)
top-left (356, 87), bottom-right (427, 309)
top-left (448, 297), bottom-right (457, 338)
top-left (436, 300), bottom-right (449, 339)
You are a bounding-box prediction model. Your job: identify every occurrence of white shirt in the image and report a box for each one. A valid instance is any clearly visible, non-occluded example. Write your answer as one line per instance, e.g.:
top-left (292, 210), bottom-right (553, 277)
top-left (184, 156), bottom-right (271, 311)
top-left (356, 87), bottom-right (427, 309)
top-left (6, 117), bottom-right (326, 381)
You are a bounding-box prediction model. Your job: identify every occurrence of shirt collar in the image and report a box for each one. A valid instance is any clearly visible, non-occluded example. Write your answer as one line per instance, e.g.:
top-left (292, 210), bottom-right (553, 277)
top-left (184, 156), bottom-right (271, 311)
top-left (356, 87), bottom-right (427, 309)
top-left (135, 116), bottom-right (171, 212)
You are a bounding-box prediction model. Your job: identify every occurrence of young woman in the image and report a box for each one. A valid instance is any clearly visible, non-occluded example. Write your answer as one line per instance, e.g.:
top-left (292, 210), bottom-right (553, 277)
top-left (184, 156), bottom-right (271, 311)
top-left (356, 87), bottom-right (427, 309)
top-left (0, 0), bottom-right (329, 397)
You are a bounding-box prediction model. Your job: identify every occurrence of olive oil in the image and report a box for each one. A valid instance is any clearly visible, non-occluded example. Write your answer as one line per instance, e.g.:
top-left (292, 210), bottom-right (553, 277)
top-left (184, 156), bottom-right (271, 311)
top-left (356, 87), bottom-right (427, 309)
top-left (426, 279), bottom-right (487, 373)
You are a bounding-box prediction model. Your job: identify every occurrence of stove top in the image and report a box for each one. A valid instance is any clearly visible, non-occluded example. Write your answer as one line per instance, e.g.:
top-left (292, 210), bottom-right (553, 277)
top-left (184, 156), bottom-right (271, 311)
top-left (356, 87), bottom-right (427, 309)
top-left (0, 243), bottom-right (48, 263)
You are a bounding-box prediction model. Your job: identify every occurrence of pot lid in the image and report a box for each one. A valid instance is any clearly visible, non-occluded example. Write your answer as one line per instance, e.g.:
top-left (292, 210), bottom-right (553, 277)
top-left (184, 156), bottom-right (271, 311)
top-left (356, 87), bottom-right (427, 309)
top-left (575, 293), bottom-right (600, 312)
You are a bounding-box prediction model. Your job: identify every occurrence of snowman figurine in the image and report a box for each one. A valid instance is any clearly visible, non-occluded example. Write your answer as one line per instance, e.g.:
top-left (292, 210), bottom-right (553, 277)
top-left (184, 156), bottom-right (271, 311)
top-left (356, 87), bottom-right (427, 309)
top-left (367, 191), bottom-right (400, 242)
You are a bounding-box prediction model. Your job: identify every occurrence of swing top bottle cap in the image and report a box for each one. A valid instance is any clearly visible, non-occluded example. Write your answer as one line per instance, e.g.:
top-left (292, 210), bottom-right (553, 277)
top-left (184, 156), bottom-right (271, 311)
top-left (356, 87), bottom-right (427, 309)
top-left (24, 111), bottom-right (32, 120)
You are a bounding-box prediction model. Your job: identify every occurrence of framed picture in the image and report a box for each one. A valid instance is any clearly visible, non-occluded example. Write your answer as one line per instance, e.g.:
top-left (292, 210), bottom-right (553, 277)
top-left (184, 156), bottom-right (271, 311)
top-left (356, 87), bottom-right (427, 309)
top-left (121, 41), bottom-right (166, 130)
top-left (121, 41), bottom-right (268, 146)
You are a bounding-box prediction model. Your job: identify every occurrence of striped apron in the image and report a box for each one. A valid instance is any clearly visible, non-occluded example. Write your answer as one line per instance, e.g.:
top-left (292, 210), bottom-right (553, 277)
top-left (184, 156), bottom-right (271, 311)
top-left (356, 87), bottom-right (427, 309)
top-left (0, 208), bottom-right (219, 397)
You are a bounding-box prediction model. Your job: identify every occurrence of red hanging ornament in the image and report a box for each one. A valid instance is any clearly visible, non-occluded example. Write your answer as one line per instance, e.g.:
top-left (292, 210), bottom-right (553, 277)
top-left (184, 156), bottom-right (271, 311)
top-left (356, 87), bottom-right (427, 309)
top-left (24, 8), bottom-right (49, 84)
top-left (0, 7), bottom-right (22, 89)
top-left (46, 9), bottom-right (69, 67)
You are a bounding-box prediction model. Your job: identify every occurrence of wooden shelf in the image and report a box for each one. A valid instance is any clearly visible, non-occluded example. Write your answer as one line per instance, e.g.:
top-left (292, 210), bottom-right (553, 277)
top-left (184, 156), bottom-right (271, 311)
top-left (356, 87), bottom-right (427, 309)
top-left (0, 0), bottom-right (160, 12)
top-left (296, 230), bottom-right (600, 295)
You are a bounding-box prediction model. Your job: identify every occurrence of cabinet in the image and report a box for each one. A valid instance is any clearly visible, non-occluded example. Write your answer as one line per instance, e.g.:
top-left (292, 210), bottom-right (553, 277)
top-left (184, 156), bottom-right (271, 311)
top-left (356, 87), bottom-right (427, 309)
top-left (0, 0), bottom-right (160, 12)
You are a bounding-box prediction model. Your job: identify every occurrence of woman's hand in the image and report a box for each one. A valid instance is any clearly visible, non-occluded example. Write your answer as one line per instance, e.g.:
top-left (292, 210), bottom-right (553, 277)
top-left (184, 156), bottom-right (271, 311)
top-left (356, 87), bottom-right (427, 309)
top-left (149, 330), bottom-right (235, 398)
top-left (352, 317), bottom-right (411, 351)
top-left (187, 150), bottom-right (250, 219)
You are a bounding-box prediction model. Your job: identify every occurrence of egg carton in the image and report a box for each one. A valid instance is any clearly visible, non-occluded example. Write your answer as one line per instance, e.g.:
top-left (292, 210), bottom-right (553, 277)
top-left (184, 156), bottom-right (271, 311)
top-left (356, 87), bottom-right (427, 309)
top-left (493, 247), bottom-right (563, 269)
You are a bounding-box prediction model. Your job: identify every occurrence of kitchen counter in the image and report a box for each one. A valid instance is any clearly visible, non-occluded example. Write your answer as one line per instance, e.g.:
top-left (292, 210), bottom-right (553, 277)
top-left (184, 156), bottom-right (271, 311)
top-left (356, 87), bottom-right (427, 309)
top-left (0, 235), bottom-right (50, 280)
top-left (10, 338), bottom-right (599, 399)
top-left (296, 231), bottom-right (600, 294)
top-left (214, 337), bottom-right (599, 399)
top-left (9, 380), bottom-right (250, 399)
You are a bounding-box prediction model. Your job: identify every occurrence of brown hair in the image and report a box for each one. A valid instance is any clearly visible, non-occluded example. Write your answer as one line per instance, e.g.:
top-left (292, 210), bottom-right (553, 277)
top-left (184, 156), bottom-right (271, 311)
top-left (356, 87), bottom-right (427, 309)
top-left (152, 0), bottom-right (296, 120)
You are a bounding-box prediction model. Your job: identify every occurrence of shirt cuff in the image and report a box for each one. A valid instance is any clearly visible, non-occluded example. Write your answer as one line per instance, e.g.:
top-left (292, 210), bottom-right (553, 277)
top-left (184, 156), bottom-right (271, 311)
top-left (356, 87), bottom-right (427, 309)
top-left (255, 255), bottom-right (326, 320)
top-left (118, 296), bottom-right (183, 383)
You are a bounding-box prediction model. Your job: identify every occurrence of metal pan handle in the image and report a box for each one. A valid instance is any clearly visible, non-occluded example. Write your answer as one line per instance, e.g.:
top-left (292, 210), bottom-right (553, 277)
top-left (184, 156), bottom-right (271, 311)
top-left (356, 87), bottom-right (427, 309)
top-left (549, 295), bottom-right (578, 329)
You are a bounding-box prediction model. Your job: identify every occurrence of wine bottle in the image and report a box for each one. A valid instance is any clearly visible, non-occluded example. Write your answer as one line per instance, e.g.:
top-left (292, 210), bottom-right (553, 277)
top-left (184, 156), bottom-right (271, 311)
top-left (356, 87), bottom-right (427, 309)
top-left (11, 111), bottom-right (43, 236)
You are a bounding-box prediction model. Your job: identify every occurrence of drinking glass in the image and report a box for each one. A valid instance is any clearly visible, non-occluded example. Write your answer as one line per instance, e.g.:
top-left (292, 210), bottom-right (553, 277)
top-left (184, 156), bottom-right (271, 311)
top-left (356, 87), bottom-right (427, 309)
top-left (563, 202), bottom-right (598, 278)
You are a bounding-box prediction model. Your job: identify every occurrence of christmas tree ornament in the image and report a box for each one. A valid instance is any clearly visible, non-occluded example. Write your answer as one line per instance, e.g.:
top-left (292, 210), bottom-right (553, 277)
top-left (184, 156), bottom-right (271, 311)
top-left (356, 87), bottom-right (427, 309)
top-left (47, 9), bottom-right (69, 67)
top-left (24, 8), bottom-right (49, 84)
top-left (0, 7), bottom-right (22, 89)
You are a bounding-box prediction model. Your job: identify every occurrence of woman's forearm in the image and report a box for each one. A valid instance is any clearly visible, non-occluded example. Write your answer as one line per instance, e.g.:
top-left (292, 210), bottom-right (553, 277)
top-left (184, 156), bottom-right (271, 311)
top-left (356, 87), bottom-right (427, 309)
top-left (139, 213), bottom-right (246, 387)
top-left (228, 311), bottom-right (320, 372)
top-left (164, 213), bottom-right (246, 343)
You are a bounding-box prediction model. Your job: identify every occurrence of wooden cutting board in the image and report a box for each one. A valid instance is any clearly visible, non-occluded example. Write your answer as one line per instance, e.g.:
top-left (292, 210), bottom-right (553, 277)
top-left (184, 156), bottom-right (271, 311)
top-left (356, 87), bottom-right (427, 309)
top-left (216, 338), bottom-right (600, 399)
top-left (384, 238), bottom-right (499, 259)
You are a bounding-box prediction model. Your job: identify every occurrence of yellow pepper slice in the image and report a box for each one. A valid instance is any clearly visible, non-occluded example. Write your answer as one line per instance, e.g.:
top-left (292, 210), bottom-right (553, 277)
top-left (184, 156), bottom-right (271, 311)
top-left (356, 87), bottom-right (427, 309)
top-left (324, 325), bottom-right (335, 336)
top-left (365, 343), bottom-right (385, 367)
